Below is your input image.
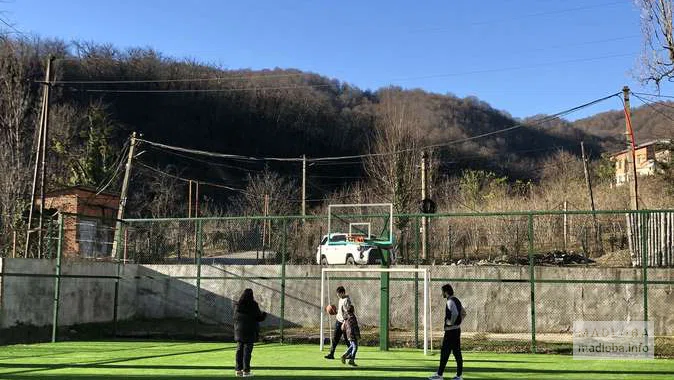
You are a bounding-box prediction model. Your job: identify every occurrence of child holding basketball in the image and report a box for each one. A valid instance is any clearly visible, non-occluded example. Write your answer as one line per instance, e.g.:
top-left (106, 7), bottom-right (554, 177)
top-left (340, 304), bottom-right (360, 366)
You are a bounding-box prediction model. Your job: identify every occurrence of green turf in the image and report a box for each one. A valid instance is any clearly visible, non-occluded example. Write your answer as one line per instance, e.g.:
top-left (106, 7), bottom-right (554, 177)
top-left (0, 341), bottom-right (673, 379)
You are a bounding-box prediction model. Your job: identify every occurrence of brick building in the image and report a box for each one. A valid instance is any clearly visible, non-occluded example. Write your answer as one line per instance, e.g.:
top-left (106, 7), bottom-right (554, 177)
top-left (36, 186), bottom-right (119, 258)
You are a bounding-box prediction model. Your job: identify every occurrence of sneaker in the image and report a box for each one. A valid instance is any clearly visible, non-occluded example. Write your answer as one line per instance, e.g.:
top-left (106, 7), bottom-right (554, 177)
top-left (235, 370), bottom-right (243, 377)
top-left (348, 359), bottom-right (357, 366)
top-left (428, 374), bottom-right (443, 380)
top-left (340, 354), bottom-right (347, 364)
top-left (242, 371), bottom-right (253, 377)
top-left (451, 377), bottom-right (462, 380)
top-left (324, 354), bottom-right (335, 359)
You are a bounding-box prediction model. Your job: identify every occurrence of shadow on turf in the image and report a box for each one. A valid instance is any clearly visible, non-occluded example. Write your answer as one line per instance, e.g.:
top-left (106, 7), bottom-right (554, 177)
top-left (1, 363), bottom-right (673, 379)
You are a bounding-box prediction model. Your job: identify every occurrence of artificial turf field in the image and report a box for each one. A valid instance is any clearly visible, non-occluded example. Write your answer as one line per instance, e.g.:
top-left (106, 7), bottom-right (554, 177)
top-left (0, 341), bottom-right (673, 380)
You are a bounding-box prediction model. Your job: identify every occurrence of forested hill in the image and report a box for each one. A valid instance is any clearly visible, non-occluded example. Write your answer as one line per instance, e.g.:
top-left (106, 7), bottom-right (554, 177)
top-left (571, 101), bottom-right (674, 150)
top-left (55, 43), bottom-right (608, 175)
top-left (1, 38), bottom-right (616, 217)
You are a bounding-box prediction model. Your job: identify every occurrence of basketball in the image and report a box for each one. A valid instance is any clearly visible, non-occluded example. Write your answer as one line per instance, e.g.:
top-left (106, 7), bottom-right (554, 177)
top-left (325, 304), bottom-right (337, 315)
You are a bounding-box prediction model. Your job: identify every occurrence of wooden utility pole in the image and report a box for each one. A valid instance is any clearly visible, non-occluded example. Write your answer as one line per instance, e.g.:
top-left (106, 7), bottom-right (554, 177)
top-left (581, 141), bottom-right (601, 254)
top-left (623, 86), bottom-right (639, 210)
top-left (37, 56), bottom-right (55, 259)
top-left (420, 150), bottom-right (428, 261)
top-left (112, 132), bottom-right (138, 259)
top-left (25, 56), bottom-right (53, 258)
top-left (302, 154), bottom-right (306, 223)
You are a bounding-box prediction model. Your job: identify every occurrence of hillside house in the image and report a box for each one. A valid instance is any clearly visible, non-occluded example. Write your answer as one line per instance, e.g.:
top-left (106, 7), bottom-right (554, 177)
top-left (35, 186), bottom-right (119, 258)
top-left (610, 140), bottom-right (672, 186)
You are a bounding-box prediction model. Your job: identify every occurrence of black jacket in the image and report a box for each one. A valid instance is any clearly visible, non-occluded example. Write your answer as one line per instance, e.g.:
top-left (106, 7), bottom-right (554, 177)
top-left (233, 301), bottom-right (267, 343)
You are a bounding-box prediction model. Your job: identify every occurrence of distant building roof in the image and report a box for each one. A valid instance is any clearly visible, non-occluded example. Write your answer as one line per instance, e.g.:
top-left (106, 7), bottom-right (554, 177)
top-left (609, 139), bottom-right (672, 158)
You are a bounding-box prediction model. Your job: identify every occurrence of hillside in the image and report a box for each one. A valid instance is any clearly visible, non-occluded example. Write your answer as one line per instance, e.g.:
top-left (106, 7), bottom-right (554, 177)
top-left (571, 101), bottom-right (674, 152)
top-left (1, 38), bottom-right (613, 218)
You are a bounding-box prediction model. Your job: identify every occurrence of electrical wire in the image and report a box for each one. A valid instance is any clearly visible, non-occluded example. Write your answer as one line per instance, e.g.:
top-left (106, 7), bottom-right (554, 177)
top-left (631, 93), bottom-right (674, 124)
top-left (129, 91), bottom-right (620, 166)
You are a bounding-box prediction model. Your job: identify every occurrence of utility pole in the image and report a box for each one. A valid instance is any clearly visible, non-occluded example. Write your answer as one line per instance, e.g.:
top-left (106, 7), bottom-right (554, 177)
top-left (37, 56), bottom-right (55, 259)
top-left (302, 154), bottom-right (306, 223)
top-left (420, 150), bottom-right (428, 261)
top-left (623, 86), bottom-right (639, 210)
top-left (112, 132), bottom-right (138, 259)
top-left (25, 56), bottom-right (53, 258)
top-left (188, 180), bottom-right (193, 218)
top-left (581, 141), bottom-right (601, 255)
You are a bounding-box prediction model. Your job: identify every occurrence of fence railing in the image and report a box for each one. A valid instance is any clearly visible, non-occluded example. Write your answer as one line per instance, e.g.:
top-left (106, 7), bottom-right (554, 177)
top-left (1, 209), bottom-right (673, 357)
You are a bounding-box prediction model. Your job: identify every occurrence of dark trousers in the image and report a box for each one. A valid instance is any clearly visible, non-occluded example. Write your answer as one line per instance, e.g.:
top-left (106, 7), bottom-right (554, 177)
top-left (235, 341), bottom-right (254, 372)
top-left (329, 320), bottom-right (347, 354)
top-left (438, 329), bottom-right (463, 377)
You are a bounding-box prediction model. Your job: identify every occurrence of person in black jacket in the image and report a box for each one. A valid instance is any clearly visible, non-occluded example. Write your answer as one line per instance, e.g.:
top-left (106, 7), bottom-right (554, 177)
top-left (428, 283), bottom-right (465, 380)
top-left (234, 288), bottom-right (267, 377)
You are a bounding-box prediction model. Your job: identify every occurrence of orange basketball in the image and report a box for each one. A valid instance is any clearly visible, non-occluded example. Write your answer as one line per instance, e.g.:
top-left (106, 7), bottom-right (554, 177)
top-left (325, 304), bottom-right (337, 315)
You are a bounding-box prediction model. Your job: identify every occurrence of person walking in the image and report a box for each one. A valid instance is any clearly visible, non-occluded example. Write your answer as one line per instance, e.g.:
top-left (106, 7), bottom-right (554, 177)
top-left (428, 284), bottom-right (465, 380)
top-left (340, 304), bottom-right (361, 366)
top-left (324, 285), bottom-right (352, 359)
top-left (234, 288), bottom-right (267, 377)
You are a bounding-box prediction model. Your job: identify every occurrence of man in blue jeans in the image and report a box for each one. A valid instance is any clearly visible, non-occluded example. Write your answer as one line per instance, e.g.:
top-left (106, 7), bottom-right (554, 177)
top-left (428, 284), bottom-right (464, 380)
top-left (324, 286), bottom-right (352, 359)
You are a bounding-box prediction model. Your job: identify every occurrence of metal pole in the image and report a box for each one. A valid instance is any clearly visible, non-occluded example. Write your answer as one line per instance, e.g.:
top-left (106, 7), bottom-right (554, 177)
top-left (641, 212), bottom-right (649, 328)
top-left (302, 155), bottom-right (306, 223)
top-left (423, 269), bottom-right (428, 356)
top-left (421, 151), bottom-right (427, 261)
top-left (37, 56), bottom-right (54, 259)
top-left (112, 132), bottom-right (138, 258)
top-left (528, 213), bottom-right (537, 353)
top-left (414, 217), bottom-right (420, 348)
top-left (280, 219), bottom-right (287, 343)
top-left (320, 269), bottom-right (325, 351)
top-left (563, 200), bottom-right (568, 251)
top-left (51, 213), bottom-right (63, 343)
top-left (194, 219), bottom-right (202, 338)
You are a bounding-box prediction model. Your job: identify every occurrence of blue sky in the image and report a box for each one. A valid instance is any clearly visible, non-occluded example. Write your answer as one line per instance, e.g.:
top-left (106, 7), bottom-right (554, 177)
top-left (1, 0), bottom-right (665, 120)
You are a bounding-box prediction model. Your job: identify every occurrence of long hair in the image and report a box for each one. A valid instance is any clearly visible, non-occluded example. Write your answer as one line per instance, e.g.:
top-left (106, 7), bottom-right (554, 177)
top-left (238, 288), bottom-right (255, 308)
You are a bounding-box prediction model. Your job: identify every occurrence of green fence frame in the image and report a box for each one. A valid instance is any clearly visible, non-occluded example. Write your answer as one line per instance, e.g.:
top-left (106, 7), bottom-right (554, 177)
top-left (2, 209), bottom-right (674, 354)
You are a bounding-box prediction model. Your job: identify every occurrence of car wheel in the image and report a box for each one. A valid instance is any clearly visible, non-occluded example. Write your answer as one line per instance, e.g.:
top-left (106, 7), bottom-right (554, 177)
top-left (320, 256), bottom-right (328, 266)
top-left (346, 256), bottom-right (355, 265)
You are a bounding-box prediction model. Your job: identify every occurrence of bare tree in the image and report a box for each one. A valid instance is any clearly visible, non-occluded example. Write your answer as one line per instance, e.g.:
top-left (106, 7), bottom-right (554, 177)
top-left (635, 0), bottom-right (674, 86)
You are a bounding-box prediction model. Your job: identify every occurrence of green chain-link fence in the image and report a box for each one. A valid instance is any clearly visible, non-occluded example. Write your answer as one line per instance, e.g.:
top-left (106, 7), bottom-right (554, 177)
top-left (1, 209), bottom-right (673, 357)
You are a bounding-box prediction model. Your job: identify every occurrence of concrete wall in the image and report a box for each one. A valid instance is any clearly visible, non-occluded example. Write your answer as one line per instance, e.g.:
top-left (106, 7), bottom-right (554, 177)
top-left (2, 259), bottom-right (673, 336)
top-left (0, 258), bottom-right (137, 329)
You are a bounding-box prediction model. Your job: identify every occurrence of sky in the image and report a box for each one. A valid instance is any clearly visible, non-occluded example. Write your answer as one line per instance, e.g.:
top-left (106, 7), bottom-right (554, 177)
top-left (1, 0), bottom-right (667, 120)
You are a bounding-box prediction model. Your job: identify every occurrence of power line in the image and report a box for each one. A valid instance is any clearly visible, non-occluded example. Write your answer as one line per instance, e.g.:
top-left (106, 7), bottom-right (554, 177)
top-left (56, 53), bottom-right (636, 89)
top-left (65, 83), bottom-right (334, 94)
top-left (133, 91), bottom-right (621, 165)
top-left (631, 93), bottom-right (674, 124)
top-left (135, 161), bottom-right (243, 192)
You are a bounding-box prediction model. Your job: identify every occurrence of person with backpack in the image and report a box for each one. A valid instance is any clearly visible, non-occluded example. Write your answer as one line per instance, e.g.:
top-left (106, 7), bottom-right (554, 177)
top-left (234, 288), bottom-right (267, 377)
top-left (428, 283), bottom-right (465, 380)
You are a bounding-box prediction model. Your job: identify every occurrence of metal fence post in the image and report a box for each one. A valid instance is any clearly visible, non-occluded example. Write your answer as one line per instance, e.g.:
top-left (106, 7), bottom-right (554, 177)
top-left (528, 213), bottom-right (537, 354)
top-left (640, 212), bottom-right (649, 336)
top-left (194, 219), bottom-right (203, 337)
top-left (414, 216), bottom-right (420, 348)
top-left (280, 219), bottom-right (287, 344)
top-left (51, 213), bottom-right (64, 343)
top-left (113, 222), bottom-right (124, 338)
